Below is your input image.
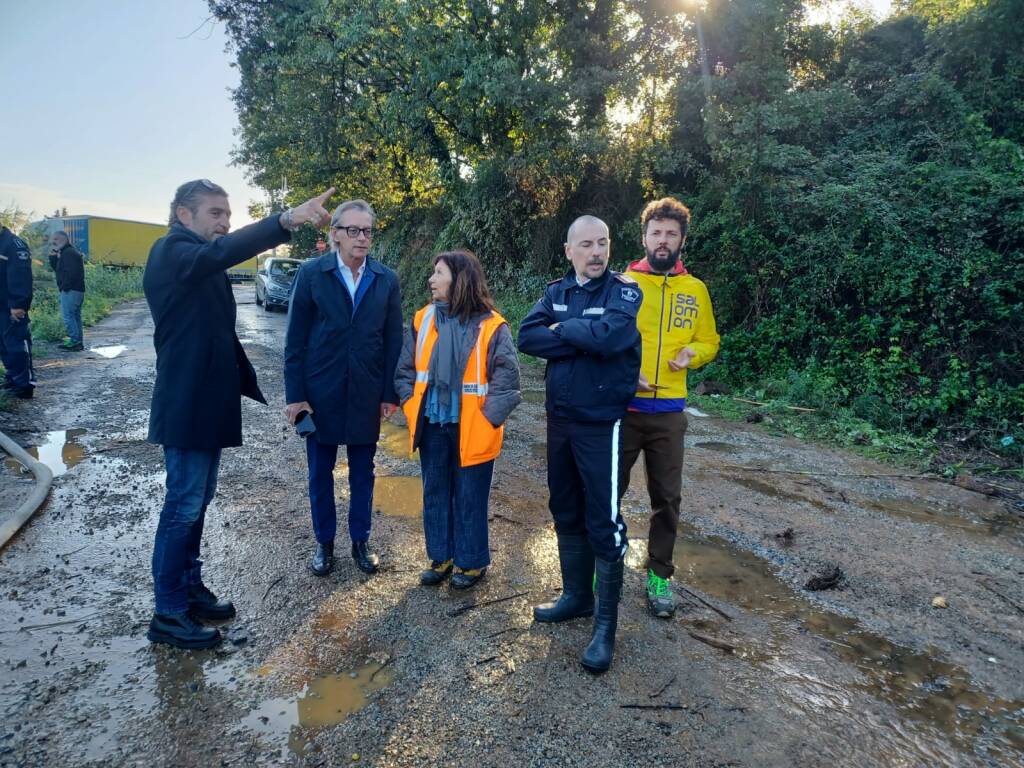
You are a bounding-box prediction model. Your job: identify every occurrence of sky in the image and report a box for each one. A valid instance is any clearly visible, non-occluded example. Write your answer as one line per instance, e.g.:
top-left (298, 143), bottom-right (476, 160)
top-left (0, 0), bottom-right (893, 231)
top-left (0, 0), bottom-right (262, 227)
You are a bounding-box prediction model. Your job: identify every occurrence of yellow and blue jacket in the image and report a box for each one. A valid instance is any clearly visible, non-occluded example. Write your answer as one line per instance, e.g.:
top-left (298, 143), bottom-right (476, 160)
top-left (625, 258), bottom-right (719, 413)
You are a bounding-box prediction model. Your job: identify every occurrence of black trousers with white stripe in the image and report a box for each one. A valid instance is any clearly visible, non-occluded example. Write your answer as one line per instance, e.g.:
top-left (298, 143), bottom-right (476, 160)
top-left (546, 414), bottom-right (628, 562)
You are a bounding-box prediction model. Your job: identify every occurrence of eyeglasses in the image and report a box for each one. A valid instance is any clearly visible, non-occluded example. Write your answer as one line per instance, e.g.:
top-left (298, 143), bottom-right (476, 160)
top-left (332, 225), bottom-right (374, 239)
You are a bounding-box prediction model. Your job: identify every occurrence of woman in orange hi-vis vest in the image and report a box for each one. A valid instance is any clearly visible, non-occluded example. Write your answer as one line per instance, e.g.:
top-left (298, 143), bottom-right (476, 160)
top-left (394, 250), bottom-right (522, 589)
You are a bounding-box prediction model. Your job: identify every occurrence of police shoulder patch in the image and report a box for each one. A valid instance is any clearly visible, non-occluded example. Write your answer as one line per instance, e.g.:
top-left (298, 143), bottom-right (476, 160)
top-left (546, 277), bottom-right (562, 286)
top-left (613, 272), bottom-right (638, 285)
top-left (620, 285), bottom-right (640, 303)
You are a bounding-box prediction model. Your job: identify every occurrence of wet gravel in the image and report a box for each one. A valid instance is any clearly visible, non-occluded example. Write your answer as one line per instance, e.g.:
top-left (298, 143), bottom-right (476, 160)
top-left (0, 292), bottom-right (1021, 767)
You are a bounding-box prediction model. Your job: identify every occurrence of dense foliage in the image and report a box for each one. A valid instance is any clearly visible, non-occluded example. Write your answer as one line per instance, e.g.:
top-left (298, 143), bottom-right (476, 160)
top-left (211, 0), bottom-right (1023, 450)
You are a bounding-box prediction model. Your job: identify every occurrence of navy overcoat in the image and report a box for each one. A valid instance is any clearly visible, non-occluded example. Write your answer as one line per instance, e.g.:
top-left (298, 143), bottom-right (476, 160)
top-left (284, 253), bottom-right (403, 446)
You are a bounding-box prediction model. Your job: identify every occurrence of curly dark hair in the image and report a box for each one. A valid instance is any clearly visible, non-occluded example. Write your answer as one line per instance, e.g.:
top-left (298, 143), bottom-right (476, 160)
top-left (434, 249), bottom-right (497, 320)
top-left (640, 197), bottom-right (691, 239)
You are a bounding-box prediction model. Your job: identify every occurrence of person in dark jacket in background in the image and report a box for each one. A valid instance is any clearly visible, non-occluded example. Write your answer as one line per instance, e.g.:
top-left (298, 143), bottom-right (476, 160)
top-left (284, 199), bottom-right (403, 578)
top-left (518, 215), bottom-right (642, 674)
top-left (49, 231), bottom-right (86, 350)
top-left (144, 178), bottom-right (334, 650)
top-left (0, 225), bottom-right (35, 399)
top-left (394, 250), bottom-right (521, 590)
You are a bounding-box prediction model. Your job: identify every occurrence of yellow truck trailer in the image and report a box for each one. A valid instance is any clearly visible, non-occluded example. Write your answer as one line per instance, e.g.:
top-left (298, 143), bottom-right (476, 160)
top-left (49, 215), bottom-right (260, 279)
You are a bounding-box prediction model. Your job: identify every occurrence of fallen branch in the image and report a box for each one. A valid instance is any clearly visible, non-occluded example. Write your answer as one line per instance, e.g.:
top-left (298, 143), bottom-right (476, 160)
top-left (58, 545), bottom-right (88, 559)
top-left (261, 575), bottom-right (285, 603)
top-left (369, 656), bottom-right (394, 681)
top-left (649, 673), bottom-right (677, 699)
top-left (15, 611), bottom-right (106, 631)
top-left (686, 629), bottom-right (736, 654)
top-left (731, 396), bottom-right (817, 413)
top-left (489, 513), bottom-right (526, 526)
top-left (620, 703), bottom-right (689, 711)
top-left (449, 591), bottom-right (529, 618)
top-left (722, 464), bottom-right (934, 480)
top-left (676, 585), bottom-right (733, 621)
top-left (485, 625), bottom-right (529, 640)
top-left (979, 579), bottom-right (1024, 615)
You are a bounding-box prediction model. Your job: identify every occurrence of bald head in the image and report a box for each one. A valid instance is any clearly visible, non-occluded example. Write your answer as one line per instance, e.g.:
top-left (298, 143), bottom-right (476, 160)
top-left (564, 215), bottom-right (611, 281)
top-left (566, 215), bottom-right (608, 246)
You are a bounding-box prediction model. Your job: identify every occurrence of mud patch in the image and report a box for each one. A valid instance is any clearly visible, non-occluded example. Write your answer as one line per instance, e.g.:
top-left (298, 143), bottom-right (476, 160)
top-left (641, 526), bottom-right (1023, 761)
top-left (693, 441), bottom-right (741, 454)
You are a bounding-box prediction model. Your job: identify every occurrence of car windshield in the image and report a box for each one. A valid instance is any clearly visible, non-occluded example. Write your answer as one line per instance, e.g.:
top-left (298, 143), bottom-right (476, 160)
top-left (269, 260), bottom-right (300, 278)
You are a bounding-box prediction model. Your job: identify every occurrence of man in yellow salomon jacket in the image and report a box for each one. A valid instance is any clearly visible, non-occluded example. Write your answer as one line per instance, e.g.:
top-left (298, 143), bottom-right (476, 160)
top-left (619, 197), bottom-right (719, 618)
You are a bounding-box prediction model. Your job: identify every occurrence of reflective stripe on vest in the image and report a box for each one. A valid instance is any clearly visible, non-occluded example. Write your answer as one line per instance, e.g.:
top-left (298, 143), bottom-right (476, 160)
top-left (400, 305), bottom-right (507, 468)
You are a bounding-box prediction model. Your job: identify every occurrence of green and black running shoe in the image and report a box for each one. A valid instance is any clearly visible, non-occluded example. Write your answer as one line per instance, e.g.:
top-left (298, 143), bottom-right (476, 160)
top-left (646, 570), bottom-right (675, 618)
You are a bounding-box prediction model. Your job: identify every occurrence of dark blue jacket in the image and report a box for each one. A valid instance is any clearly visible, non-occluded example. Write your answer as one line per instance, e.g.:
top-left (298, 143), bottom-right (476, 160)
top-left (518, 267), bottom-right (642, 422)
top-left (0, 227), bottom-right (33, 312)
top-left (143, 216), bottom-right (290, 449)
top-left (284, 253), bottom-right (403, 446)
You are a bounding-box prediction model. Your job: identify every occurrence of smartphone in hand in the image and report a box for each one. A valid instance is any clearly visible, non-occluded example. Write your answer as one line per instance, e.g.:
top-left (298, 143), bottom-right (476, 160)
top-left (295, 411), bottom-right (316, 437)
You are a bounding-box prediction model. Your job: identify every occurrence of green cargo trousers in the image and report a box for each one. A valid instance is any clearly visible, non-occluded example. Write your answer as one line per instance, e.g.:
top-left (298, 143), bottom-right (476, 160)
top-left (617, 410), bottom-right (688, 579)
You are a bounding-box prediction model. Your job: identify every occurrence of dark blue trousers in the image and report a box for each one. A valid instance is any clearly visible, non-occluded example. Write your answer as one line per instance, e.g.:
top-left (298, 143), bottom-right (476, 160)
top-left (152, 447), bottom-right (221, 614)
top-left (546, 414), bottom-right (628, 562)
top-left (306, 437), bottom-right (376, 544)
top-left (418, 421), bottom-right (494, 570)
top-left (0, 312), bottom-right (34, 392)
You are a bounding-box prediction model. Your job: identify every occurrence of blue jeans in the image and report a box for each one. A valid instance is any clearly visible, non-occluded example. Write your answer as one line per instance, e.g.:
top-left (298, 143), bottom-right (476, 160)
top-left (152, 447), bottom-right (221, 614)
top-left (59, 290), bottom-right (84, 345)
top-left (306, 438), bottom-right (376, 544)
top-left (419, 421), bottom-right (494, 570)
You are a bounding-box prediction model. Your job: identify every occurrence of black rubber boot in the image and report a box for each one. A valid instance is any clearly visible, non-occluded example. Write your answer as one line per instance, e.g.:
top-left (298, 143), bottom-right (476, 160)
top-left (187, 582), bottom-right (236, 621)
top-left (581, 556), bottom-right (624, 674)
top-left (310, 540), bottom-right (335, 576)
top-left (534, 533), bottom-right (595, 623)
top-left (147, 612), bottom-right (221, 650)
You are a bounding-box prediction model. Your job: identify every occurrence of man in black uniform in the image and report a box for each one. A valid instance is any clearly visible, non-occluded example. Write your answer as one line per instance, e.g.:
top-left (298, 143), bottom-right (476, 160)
top-left (144, 179), bottom-right (334, 649)
top-left (0, 225), bottom-right (35, 399)
top-left (49, 231), bottom-right (87, 350)
top-left (518, 215), bottom-right (642, 673)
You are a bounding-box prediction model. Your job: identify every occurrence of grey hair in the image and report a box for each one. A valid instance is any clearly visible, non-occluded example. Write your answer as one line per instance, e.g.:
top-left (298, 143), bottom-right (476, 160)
top-left (169, 179), bottom-right (228, 226)
top-left (330, 199), bottom-right (376, 227)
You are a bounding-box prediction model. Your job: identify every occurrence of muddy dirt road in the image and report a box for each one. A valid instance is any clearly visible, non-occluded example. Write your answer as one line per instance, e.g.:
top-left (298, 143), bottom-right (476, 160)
top-left (1, 290), bottom-right (1021, 767)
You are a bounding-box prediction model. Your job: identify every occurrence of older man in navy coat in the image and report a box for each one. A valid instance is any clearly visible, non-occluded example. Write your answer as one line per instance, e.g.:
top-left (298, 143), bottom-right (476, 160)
top-left (284, 199), bottom-right (403, 577)
top-left (144, 179), bottom-right (334, 649)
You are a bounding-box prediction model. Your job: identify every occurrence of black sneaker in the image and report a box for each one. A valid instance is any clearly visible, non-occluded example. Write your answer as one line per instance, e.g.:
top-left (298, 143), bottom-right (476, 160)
top-left (451, 567), bottom-right (486, 590)
top-left (147, 612), bottom-right (221, 649)
top-left (419, 559), bottom-right (453, 586)
top-left (187, 582), bottom-right (236, 621)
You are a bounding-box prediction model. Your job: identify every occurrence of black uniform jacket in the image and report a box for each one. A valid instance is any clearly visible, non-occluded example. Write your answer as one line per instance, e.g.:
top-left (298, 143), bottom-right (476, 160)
top-left (143, 216), bottom-right (290, 449)
top-left (518, 267), bottom-right (642, 422)
top-left (0, 227), bottom-right (33, 311)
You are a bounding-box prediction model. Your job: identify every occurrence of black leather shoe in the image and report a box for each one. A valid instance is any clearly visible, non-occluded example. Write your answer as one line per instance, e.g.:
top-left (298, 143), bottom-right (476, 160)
top-left (147, 612), bottom-right (222, 649)
top-left (187, 582), bottom-right (236, 621)
top-left (581, 556), bottom-right (624, 674)
top-left (310, 541), bottom-right (335, 577)
top-left (534, 533), bottom-right (595, 623)
top-left (351, 540), bottom-right (379, 574)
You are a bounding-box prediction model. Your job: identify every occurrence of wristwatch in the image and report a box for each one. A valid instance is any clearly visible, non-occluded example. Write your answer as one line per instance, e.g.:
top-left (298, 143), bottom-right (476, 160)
top-left (280, 208), bottom-right (298, 231)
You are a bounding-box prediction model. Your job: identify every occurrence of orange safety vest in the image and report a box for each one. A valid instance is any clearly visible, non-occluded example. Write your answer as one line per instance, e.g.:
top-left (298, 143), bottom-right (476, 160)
top-left (402, 305), bottom-right (507, 467)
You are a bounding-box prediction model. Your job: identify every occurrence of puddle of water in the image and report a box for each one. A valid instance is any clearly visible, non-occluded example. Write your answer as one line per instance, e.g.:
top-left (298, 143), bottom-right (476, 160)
top-left (3, 428), bottom-right (87, 477)
top-left (378, 421), bottom-right (415, 459)
top-left (723, 473), bottom-right (832, 513)
top-left (522, 390), bottom-right (545, 405)
top-left (863, 496), bottom-right (1018, 536)
top-left (374, 476), bottom-right (424, 518)
top-left (242, 662), bottom-right (393, 758)
top-left (657, 524), bottom-right (1024, 762)
top-left (685, 406), bottom-right (709, 418)
top-left (693, 440), bottom-right (741, 454)
top-left (89, 345), bottom-right (127, 359)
